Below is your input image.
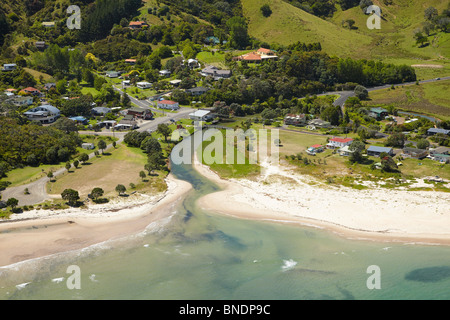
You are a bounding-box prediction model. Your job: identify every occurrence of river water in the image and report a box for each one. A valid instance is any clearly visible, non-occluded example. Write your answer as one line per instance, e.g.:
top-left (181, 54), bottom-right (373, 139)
top-left (0, 136), bottom-right (449, 300)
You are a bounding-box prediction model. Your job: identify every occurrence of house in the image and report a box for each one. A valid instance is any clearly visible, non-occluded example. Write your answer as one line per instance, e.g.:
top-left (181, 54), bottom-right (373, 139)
top-left (169, 79), bottom-right (182, 87)
top-left (308, 119), bottom-right (331, 128)
top-left (235, 48), bottom-right (278, 63)
top-left (35, 41), bottom-right (47, 50)
top-left (125, 59), bottom-right (137, 65)
top-left (136, 81), bottom-right (152, 89)
top-left (186, 87), bottom-right (210, 96)
top-left (306, 144), bottom-right (324, 155)
top-left (257, 47), bottom-right (276, 56)
top-left (427, 128), bottom-right (450, 136)
top-left (128, 21), bottom-right (148, 29)
top-left (327, 137), bottom-right (353, 149)
top-left (117, 115), bottom-right (137, 130)
top-left (200, 66), bottom-right (232, 79)
top-left (122, 80), bottom-right (131, 87)
top-left (92, 106), bottom-right (111, 116)
top-left (98, 120), bottom-right (117, 129)
top-left (106, 71), bottom-right (120, 78)
top-left (189, 110), bottom-right (212, 121)
top-left (369, 107), bottom-right (389, 120)
top-left (430, 146), bottom-right (450, 156)
top-left (11, 96), bottom-right (34, 106)
top-left (339, 145), bottom-right (355, 157)
top-left (44, 83), bottom-right (56, 91)
top-left (284, 114), bottom-right (307, 126)
top-left (42, 22), bottom-right (55, 27)
top-left (402, 147), bottom-right (428, 159)
top-left (24, 105), bottom-right (60, 124)
top-left (20, 87), bottom-right (41, 96)
top-left (2, 63), bottom-right (17, 71)
top-left (183, 59), bottom-right (199, 69)
top-left (205, 36), bottom-right (220, 45)
top-left (159, 70), bottom-right (171, 77)
top-left (81, 143), bottom-right (95, 150)
top-left (127, 107), bottom-right (153, 120)
top-left (432, 154), bottom-right (450, 164)
top-left (367, 146), bottom-right (394, 157)
top-left (69, 116), bottom-right (88, 124)
top-left (157, 100), bottom-right (180, 110)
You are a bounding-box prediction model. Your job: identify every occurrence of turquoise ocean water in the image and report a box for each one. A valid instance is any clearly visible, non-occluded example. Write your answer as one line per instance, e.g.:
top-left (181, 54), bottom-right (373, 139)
top-left (0, 138), bottom-right (449, 300)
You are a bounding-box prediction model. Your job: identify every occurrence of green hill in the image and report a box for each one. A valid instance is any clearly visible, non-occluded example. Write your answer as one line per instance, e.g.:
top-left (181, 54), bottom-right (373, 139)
top-left (243, 0), bottom-right (450, 76)
top-left (242, 0), bottom-right (373, 58)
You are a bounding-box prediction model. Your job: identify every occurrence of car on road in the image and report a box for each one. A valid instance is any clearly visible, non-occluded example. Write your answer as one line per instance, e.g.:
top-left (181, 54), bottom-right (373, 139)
top-left (169, 119), bottom-right (175, 123)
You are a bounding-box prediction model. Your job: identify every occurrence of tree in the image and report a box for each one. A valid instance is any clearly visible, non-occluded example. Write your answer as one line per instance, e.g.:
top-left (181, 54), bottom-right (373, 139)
top-left (98, 139), bottom-right (107, 154)
top-left (226, 16), bottom-right (249, 49)
top-left (65, 161), bottom-right (72, 172)
top-left (115, 184), bottom-right (126, 196)
top-left (424, 6), bottom-right (438, 22)
top-left (157, 123), bottom-right (172, 142)
top-left (354, 85), bottom-right (369, 100)
top-left (91, 187), bottom-right (104, 201)
top-left (416, 139), bottom-right (430, 150)
top-left (61, 189), bottom-right (80, 206)
top-left (414, 31), bottom-right (428, 47)
top-left (260, 4), bottom-right (272, 17)
top-left (380, 153), bottom-right (398, 172)
top-left (360, 0), bottom-right (373, 12)
top-left (73, 159), bottom-right (79, 169)
top-left (79, 153), bottom-right (89, 164)
top-left (139, 170), bottom-right (146, 181)
top-left (145, 151), bottom-right (164, 175)
top-left (349, 140), bottom-right (365, 163)
top-left (385, 132), bottom-right (406, 148)
top-left (6, 198), bottom-right (19, 210)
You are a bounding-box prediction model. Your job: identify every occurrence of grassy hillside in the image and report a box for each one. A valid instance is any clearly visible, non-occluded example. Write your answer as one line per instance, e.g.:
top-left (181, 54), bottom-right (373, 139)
top-left (367, 79), bottom-right (450, 120)
top-left (243, 0), bottom-right (450, 76)
top-left (242, 0), bottom-right (373, 58)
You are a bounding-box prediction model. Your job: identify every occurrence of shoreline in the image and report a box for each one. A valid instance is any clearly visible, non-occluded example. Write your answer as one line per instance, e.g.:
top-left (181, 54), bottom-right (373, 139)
top-left (0, 174), bottom-right (193, 267)
top-left (193, 155), bottom-right (450, 246)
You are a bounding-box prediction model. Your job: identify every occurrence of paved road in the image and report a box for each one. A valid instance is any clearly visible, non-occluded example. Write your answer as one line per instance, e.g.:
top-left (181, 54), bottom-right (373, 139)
top-left (318, 76), bottom-right (450, 110)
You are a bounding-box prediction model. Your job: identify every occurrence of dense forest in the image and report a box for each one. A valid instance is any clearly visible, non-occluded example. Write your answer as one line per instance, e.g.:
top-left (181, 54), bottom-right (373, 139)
top-left (0, 118), bottom-right (82, 172)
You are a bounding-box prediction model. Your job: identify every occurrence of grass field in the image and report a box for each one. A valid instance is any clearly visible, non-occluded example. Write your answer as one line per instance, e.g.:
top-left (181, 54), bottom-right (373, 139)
top-left (48, 143), bottom-right (167, 198)
top-left (3, 164), bottom-right (64, 188)
top-left (367, 79), bottom-right (450, 120)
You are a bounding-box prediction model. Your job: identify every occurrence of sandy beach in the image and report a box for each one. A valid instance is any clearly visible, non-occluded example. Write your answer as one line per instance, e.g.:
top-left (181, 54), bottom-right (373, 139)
top-left (1, 155), bottom-right (449, 268)
top-left (0, 174), bottom-right (192, 267)
top-left (194, 155), bottom-right (450, 246)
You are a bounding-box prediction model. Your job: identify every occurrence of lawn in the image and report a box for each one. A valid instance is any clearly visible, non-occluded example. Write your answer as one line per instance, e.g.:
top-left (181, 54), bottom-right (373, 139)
top-left (48, 143), bottom-right (168, 198)
top-left (2, 164), bottom-right (65, 188)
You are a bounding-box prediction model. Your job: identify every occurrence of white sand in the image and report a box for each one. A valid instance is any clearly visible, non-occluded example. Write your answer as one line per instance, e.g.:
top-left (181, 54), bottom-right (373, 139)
top-left (194, 155), bottom-right (450, 245)
top-left (0, 174), bottom-right (192, 267)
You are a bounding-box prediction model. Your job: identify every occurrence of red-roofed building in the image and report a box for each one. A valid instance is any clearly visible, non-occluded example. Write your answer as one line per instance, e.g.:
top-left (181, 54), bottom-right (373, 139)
top-left (157, 100), bottom-right (180, 110)
top-left (327, 137), bottom-right (353, 149)
top-left (20, 87), bottom-right (41, 96)
top-left (125, 59), bottom-right (137, 64)
top-left (129, 21), bottom-right (148, 29)
top-left (257, 47), bottom-right (275, 55)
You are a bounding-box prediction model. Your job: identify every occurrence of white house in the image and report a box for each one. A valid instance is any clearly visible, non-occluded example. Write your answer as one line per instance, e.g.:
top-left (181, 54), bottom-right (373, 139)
top-left (81, 143), bottom-right (95, 150)
top-left (2, 64), bottom-right (17, 71)
top-left (159, 70), bottom-right (171, 77)
top-left (24, 105), bottom-right (60, 124)
top-left (189, 110), bottom-right (212, 121)
top-left (157, 100), bottom-right (180, 110)
top-left (136, 81), bottom-right (152, 89)
top-left (327, 137), bottom-right (353, 149)
top-left (11, 96), bottom-right (34, 106)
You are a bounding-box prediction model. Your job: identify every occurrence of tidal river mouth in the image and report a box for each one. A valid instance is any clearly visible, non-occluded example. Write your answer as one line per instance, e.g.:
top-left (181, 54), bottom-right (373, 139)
top-left (0, 135), bottom-right (450, 300)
